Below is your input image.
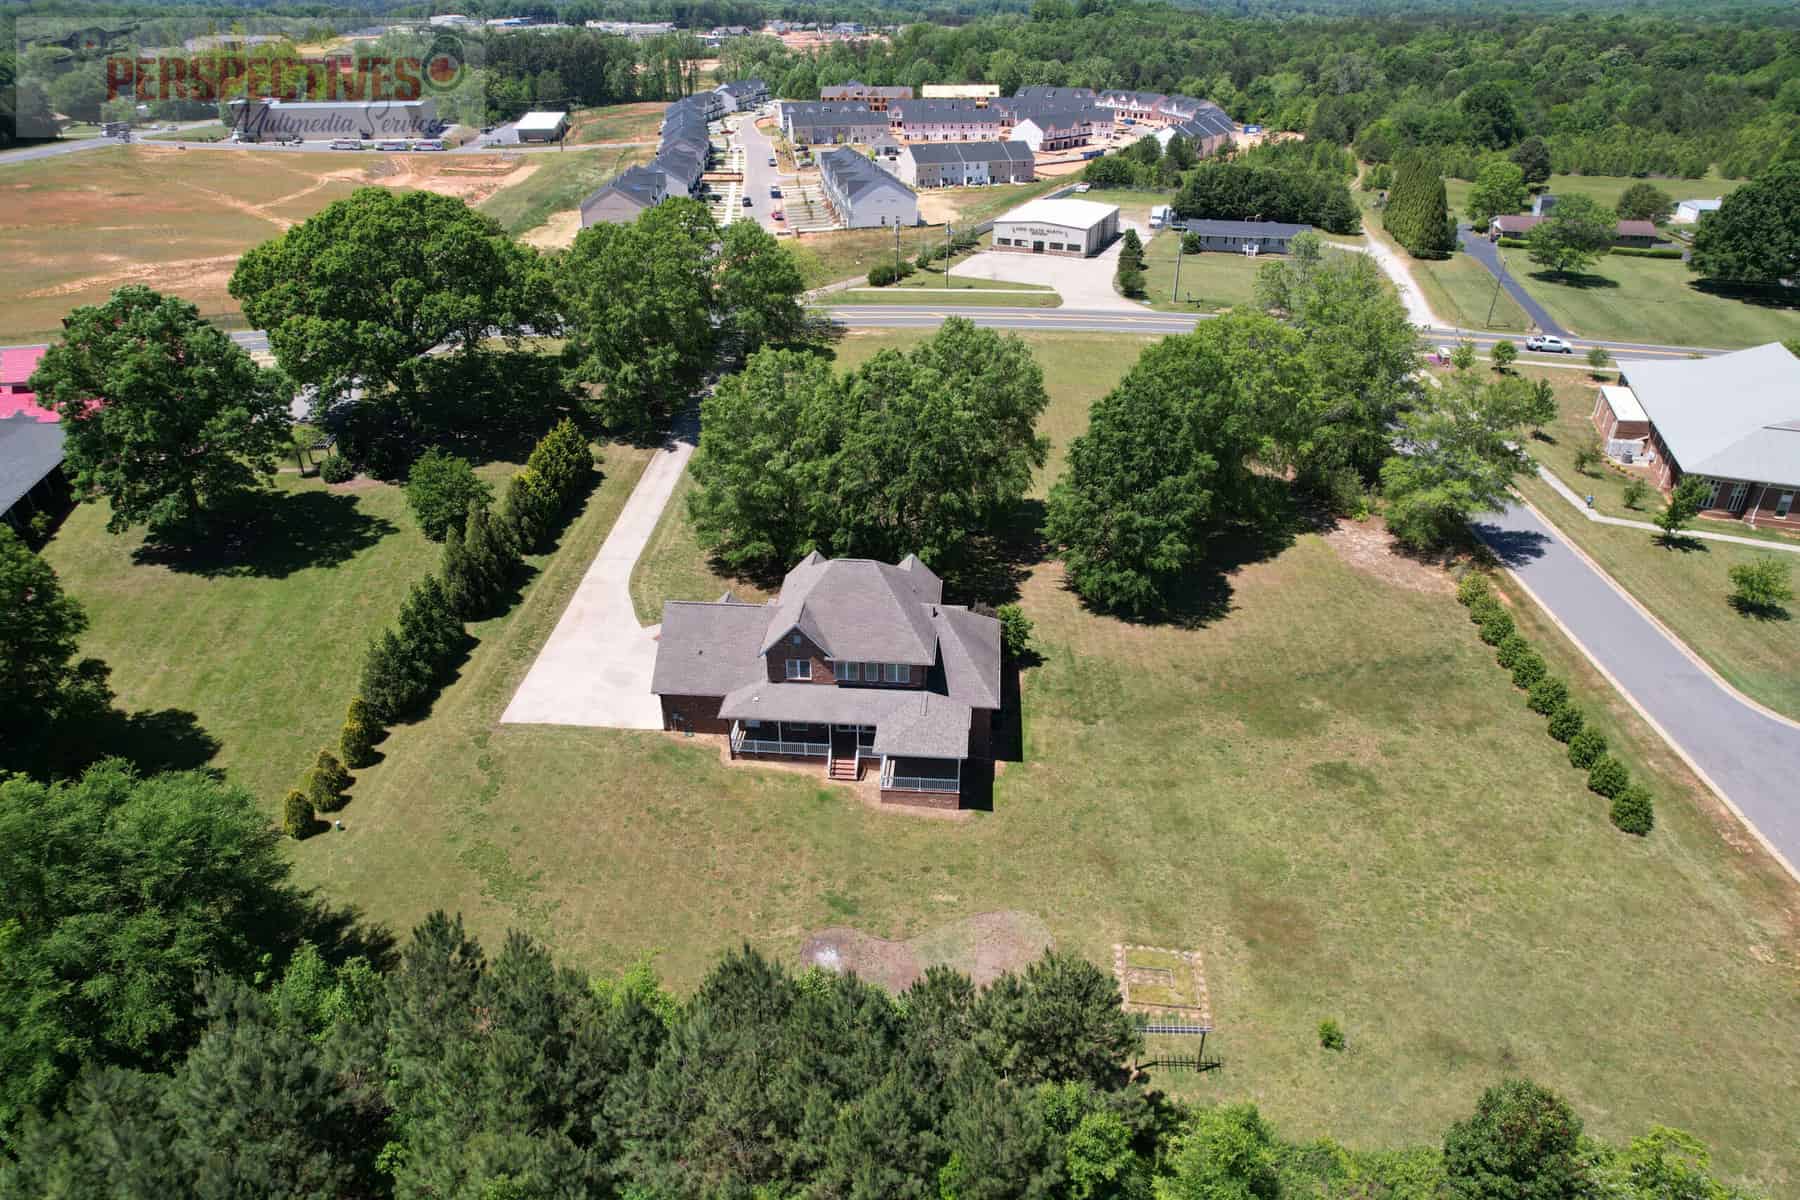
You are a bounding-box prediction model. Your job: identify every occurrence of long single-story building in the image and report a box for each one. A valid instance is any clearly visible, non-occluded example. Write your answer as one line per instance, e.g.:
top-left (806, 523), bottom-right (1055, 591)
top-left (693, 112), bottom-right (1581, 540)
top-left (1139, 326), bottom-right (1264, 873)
top-left (1593, 342), bottom-right (1800, 530)
top-left (1178, 218), bottom-right (1313, 254)
top-left (651, 553), bottom-right (1001, 809)
top-left (1, 346), bottom-right (69, 536)
top-left (515, 110), bottom-right (569, 142)
top-left (228, 97), bottom-right (438, 140)
top-left (1490, 214), bottom-right (1667, 247)
top-left (817, 147), bottom-right (918, 228)
top-left (992, 196), bottom-right (1120, 257)
top-left (894, 140), bottom-right (1035, 188)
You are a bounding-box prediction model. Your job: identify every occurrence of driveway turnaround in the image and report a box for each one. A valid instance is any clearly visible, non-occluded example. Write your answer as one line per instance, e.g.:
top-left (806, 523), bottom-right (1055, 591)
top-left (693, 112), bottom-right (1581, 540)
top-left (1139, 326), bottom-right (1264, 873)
top-left (500, 419), bottom-right (696, 729)
top-left (1458, 227), bottom-right (1568, 337)
top-left (1474, 501), bottom-right (1800, 878)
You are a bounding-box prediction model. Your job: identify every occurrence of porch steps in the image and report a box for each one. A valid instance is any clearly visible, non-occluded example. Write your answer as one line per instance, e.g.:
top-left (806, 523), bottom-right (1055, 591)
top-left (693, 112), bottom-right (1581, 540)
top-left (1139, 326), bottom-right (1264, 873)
top-left (829, 758), bottom-right (859, 781)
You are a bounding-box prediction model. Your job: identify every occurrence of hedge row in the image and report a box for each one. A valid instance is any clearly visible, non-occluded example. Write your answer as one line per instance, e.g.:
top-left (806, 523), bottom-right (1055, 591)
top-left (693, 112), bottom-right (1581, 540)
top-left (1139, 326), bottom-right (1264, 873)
top-left (1608, 245), bottom-right (1684, 259)
top-left (867, 261), bottom-right (915, 287)
top-left (1458, 572), bottom-right (1654, 836)
top-left (283, 421), bottom-right (598, 837)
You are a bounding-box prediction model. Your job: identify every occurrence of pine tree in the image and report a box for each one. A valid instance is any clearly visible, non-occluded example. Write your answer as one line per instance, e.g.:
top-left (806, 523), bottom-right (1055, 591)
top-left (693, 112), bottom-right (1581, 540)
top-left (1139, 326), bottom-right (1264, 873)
top-left (1117, 228), bottom-right (1145, 272)
top-left (282, 789), bottom-right (316, 838)
top-left (450, 502), bottom-right (519, 620)
top-left (306, 748), bottom-right (351, 813)
top-left (1384, 154), bottom-right (1455, 258)
top-left (441, 522), bottom-right (484, 620)
top-left (360, 627), bottom-right (430, 723)
top-left (339, 698), bottom-right (378, 769)
top-left (397, 575), bottom-right (463, 673)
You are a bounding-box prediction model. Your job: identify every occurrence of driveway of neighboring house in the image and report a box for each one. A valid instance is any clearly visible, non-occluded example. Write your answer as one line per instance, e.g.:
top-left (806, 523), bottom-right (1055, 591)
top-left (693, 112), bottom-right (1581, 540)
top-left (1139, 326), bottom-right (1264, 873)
top-left (1474, 500), bottom-right (1800, 878)
top-left (1458, 226), bottom-right (1569, 337)
top-left (950, 219), bottom-right (1150, 311)
top-left (1360, 227), bottom-right (1445, 329)
top-left (500, 417), bottom-right (697, 730)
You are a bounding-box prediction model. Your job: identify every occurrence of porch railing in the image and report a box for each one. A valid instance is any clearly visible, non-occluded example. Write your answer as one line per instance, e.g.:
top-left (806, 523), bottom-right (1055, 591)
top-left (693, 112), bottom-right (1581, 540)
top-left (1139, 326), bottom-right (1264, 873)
top-left (878, 758), bottom-right (960, 793)
top-left (731, 725), bottom-right (828, 758)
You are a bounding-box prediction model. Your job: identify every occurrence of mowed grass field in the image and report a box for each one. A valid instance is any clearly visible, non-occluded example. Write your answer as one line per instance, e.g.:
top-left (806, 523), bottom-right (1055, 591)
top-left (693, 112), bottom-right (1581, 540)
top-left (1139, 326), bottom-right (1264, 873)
top-left (1140, 230), bottom-right (1265, 313)
top-left (1442, 170), bottom-right (1745, 223)
top-left (1411, 248), bottom-right (1534, 333)
top-left (476, 144), bottom-right (658, 241)
top-left (567, 101), bottom-right (669, 145)
top-left (1508, 366), bottom-right (1800, 721)
top-left (1492, 244), bottom-right (1800, 349)
top-left (36, 330), bottom-right (1800, 1189)
top-left (0, 145), bottom-right (546, 341)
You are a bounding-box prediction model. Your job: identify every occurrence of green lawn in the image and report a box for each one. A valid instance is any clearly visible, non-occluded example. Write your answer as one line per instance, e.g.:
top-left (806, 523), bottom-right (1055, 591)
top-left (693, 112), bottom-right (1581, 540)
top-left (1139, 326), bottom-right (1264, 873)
top-left (1077, 186), bottom-right (1176, 226)
top-left (40, 334), bottom-right (1800, 1191)
top-left (477, 145), bottom-right (657, 236)
top-left (792, 227), bottom-right (995, 290)
top-left (828, 288), bottom-right (1061, 308)
top-left (1411, 249), bottom-right (1534, 333)
top-left (1491, 245), bottom-right (1800, 349)
top-left (1139, 231), bottom-right (1267, 313)
top-left (1505, 366), bottom-right (1800, 721)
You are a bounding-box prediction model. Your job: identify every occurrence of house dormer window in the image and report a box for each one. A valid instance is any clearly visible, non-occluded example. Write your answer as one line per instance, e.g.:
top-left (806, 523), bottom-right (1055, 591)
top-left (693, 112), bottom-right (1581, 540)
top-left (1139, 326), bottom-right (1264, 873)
top-left (785, 659), bottom-right (811, 680)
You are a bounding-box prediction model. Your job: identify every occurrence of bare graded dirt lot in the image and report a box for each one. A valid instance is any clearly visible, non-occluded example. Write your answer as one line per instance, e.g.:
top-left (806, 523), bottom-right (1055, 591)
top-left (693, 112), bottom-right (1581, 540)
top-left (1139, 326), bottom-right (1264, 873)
top-left (0, 145), bottom-right (539, 340)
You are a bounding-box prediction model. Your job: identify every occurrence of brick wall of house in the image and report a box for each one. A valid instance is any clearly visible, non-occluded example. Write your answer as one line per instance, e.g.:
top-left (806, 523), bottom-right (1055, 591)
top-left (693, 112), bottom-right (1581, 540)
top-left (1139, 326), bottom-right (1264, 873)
top-left (1591, 393), bottom-right (1649, 443)
top-left (660, 694), bottom-right (729, 733)
top-left (765, 630), bottom-right (835, 684)
top-left (1746, 483), bottom-right (1800, 530)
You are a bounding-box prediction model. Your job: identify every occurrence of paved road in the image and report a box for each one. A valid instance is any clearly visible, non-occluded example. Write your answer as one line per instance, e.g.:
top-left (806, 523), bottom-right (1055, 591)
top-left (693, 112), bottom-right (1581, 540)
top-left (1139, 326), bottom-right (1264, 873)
top-left (1474, 501), bottom-right (1800, 877)
top-left (500, 414), bottom-right (697, 729)
top-left (1458, 226), bottom-right (1569, 337)
top-left (732, 110), bottom-right (785, 232)
top-left (0, 121), bottom-right (220, 166)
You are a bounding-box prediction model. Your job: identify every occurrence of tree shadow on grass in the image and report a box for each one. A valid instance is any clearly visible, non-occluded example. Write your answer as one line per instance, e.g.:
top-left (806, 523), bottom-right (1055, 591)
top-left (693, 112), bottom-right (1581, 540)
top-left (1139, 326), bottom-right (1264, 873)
top-left (1528, 269), bottom-right (1619, 290)
top-left (132, 487), bottom-right (395, 580)
top-left (1655, 533), bottom-right (1709, 554)
top-left (941, 498), bottom-right (1048, 610)
top-left (1728, 597), bottom-right (1791, 622)
top-left (1689, 279), bottom-right (1800, 311)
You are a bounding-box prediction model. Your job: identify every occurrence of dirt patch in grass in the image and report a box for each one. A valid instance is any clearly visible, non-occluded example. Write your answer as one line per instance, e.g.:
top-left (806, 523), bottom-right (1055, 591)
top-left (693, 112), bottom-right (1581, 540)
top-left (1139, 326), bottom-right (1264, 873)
top-left (521, 209), bottom-right (581, 250)
top-left (1323, 518), bottom-right (1454, 595)
top-left (801, 910), bottom-right (1054, 990)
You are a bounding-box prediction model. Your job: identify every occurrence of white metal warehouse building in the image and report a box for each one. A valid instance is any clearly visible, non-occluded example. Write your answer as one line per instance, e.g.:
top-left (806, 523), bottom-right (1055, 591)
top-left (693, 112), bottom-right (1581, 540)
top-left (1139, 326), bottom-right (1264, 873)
top-left (992, 197), bottom-right (1121, 257)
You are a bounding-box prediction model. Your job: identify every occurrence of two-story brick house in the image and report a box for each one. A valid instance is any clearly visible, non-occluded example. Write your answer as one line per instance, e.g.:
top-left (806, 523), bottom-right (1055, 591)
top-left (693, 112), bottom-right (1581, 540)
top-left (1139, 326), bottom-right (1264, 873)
top-left (651, 553), bottom-right (1001, 808)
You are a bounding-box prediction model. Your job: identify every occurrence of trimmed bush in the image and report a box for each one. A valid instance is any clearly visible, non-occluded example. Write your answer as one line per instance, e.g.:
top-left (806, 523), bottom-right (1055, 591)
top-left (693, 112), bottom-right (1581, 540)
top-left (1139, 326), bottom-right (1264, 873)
top-left (1478, 611), bottom-right (1515, 646)
top-left (1318, 1019), bottom-right (1345, 1051)
top-left (1467, 593), bottom-right (1504, 625)
top-left (1586, 755), bottom-right (1630, 799)
top-left (306, 748), bottom-right (351, 813)
top-left (319, 455), bottom-right (355, 484)
top-left (1547, 703), bottom-right (1585, 743)
top-left (1457, 572), bottom-right (1489, 605)
top-left (340, 697), bottom-right (378, 768)
top-left (406, 448), bottom-right (493, 542)
top-left (1610, 784), bottom-right (1655, 835)
top-left (1495, 632), bottom-right (1531, 671)
top-left (1526, 676), bottom-right (1568, 715)
top-left (1609, 245), bottom-right (1684, 259)
top-left (1568, 727), bottom-right (1608, 769)
top-left (1510, 651), bottom-right (1546, 689)
top-left (997, 604), bottom-right (1034, 661)
top-left (282, 789), bottom-right (316, 839)
top-left (867, 262), bottom-right (901, 287)
top-left (1496, 236), bottom-right (1530, 248)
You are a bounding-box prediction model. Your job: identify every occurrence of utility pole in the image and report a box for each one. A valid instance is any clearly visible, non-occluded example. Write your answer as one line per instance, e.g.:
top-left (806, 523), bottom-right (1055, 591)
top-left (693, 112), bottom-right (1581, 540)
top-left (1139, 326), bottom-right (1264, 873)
top-left (894, 220), bottom-right (901, 277)
top-left (944, 224), bottom-right (953, 290)
top-left (1171, 233), bottom-right (1183, 303)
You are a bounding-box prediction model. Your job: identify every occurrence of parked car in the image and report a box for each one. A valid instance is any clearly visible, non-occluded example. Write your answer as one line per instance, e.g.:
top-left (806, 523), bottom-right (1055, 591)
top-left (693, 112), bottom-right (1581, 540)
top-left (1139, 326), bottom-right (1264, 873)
top-left (330, 138), bottom-right (364, 150)
top-left (1072, 182), bottom-right (1092, 193)
top-left (769, 185), bottom-right (781, 198)
top-left (772, 209), bottom-right (784, 221)
top-left (742, 195), bottom-right (753, 206)
top-left (276, 132), bottom-right (303, 145)
top-left (767, 155), bottom-right (777, 166)
top-left (375, 139), bottom-right (409, 151)
top-left (1526, 334), bottom-right (1573, 354)
top-left (413, 138), bottom-right (445, 151)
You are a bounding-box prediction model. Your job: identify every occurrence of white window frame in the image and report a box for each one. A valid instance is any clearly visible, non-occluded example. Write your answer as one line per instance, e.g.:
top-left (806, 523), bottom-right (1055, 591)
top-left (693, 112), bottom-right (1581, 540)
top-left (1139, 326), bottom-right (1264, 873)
top-left (785, 658), bottom-right (811, 680)
top-left (1727, 480), bottom-right (1750, 512)
top-left (833, 661), bottom-right (860, 682)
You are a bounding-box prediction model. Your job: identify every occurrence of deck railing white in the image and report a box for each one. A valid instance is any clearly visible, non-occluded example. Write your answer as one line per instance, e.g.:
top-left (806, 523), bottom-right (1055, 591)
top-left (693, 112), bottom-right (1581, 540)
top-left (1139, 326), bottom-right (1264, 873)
top-left (730, 724), bottom-right (828, 758)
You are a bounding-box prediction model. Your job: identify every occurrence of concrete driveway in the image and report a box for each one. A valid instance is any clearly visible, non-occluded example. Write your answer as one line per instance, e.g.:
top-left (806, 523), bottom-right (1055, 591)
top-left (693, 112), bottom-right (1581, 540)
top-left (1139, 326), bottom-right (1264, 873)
top-left (951, 218), bottom-right (1150, 311)
top-left (500, 418), bottom-right (696, 729)
top-left (1474, 500), bottom-right (1800, 878)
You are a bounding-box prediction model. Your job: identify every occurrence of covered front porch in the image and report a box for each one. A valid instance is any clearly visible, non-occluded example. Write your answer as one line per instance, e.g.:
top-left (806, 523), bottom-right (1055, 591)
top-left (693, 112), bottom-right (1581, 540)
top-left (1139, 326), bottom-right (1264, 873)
top-left (726, 720), bottom-right (964, 802)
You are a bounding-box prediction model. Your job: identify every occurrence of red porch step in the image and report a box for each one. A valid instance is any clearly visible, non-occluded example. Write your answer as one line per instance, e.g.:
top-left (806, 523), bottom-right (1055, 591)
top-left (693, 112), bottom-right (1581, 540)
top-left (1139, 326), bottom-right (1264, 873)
top-left (829, 758), bottom-right (859, 781)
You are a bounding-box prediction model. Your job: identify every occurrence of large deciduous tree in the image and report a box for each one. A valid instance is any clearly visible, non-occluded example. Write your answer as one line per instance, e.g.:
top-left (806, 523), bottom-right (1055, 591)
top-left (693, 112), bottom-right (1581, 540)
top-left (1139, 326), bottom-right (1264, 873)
top-left (1255, 233), bottom-right (1421, 486)
top-left (1459, 82), bottom-right (1523, 149)
top-left (1510, 136), bottom-right (1551, 187)
top-left (1688, 161), bottom-right (1800, 286)
top-left (689, 318), bottom-right (1048, 571)
top-left (0, 759), bottom-right (295, 1136)
top-left (716, 218), bottom-right (808, 355)
top-left (1380, 372), bottom-right (1537, 550)
top-left (1465, 158), bottom-right (1527, 228)
top-left (1615, 181), bottom-right (1674, 223)
top-left (0, 527), bottom-right (113, 772)
top-left (31, 286), bottom-right (292, 540)
top-left (229, 187), bottom-right (551, 427)
top-left (1525, 194), bottom-right (1617, 276)
top-left (561, 197), bottom-right (719, 434)
top-left (1043, 315), bottom-right (1310, 614)
top-left (1442, 1078), bottom-right (1586, 1200)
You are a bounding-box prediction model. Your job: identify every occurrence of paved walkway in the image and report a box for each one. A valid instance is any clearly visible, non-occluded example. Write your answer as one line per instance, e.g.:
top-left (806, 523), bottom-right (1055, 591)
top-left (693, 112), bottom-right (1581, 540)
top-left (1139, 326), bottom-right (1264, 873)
top-left (500, 417), bottom-right (696, 729)
top-left (1473, 501), bottom-right (1800, 879)
top-left (1535, 466), bottom-right (1800, 555)
top-left (1458, 227), bottom-right (1567, 337)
